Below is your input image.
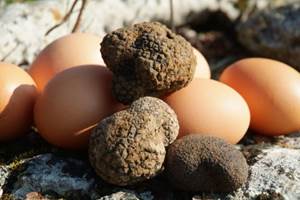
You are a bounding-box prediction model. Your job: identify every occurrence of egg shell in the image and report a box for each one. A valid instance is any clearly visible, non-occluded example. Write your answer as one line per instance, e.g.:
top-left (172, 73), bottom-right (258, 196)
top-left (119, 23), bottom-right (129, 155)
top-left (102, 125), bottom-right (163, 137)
top-left (34, 65), bottom-right (124, 149)
top-left (29, 33), bottom-right (105, 92)
top-left (193, 48), bottom-right (211, 79)
top-left (163, 78), bottom-right (250, 144)
top-left (0, 62), bottom-right (37, 140)
top-left (220, 58), bottom-right (300, 135)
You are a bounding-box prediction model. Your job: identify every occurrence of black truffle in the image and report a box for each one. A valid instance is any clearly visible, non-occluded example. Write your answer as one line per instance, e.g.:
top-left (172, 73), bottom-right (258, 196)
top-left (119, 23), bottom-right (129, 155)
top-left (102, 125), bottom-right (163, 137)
top-left (101, 22), bottom-right (196, 104)
top-left (129, 96), bottom-right (179, 146)
top-left (89, 97), bottom-right (179, 186)
top-left (166, 135), bottom-right (249, 192)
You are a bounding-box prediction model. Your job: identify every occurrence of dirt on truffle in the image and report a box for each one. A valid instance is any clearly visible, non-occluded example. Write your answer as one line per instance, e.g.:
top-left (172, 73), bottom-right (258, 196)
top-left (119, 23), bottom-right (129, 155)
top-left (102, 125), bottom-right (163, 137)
top-left (101, 22), bottom-right (196, 104)
top-left (166, 135), bottom-right (249, 192)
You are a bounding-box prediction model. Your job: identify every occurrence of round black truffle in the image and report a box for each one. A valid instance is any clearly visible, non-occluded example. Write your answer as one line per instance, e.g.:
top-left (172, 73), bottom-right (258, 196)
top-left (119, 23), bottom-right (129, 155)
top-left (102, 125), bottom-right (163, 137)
top-left (101, 21), bottom-right (196, 104)
top-left (89, 97), bottom-right (179, 186)
top-left (166, 135), bottom-right (249, 192)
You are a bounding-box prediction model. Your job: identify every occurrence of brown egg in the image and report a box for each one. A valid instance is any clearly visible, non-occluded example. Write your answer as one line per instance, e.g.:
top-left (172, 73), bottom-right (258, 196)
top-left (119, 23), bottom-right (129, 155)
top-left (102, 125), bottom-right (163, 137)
top-left (164, 78), bottom-right (250, 144)
top-left (34, 65), bottom-right (124, 149)
top-left (0, 62), bottom-right (37, 140)
top-left (193, 48), bottom-right (211, 79)
top-left (29, 33), bottom-right (105, 92)
top-left (220, 58), bottom-right (300, 136)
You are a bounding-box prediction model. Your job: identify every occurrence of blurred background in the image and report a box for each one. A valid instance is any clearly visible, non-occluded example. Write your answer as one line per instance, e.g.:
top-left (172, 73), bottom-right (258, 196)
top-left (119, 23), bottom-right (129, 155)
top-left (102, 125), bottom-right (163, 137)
top-left (1, 0), bottom-right (299, 77)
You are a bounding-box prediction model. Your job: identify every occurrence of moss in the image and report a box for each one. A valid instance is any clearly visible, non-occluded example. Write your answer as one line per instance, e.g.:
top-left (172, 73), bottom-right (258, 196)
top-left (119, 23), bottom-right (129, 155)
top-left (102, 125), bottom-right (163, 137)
top-left (1, 149), bottom-right (52, 198)
top-left (7, 150), bottom-right (36, 171)
top-left (5, 0), bottom-right (37, 4)
top-left (0, 193), bottom-right (14, 200)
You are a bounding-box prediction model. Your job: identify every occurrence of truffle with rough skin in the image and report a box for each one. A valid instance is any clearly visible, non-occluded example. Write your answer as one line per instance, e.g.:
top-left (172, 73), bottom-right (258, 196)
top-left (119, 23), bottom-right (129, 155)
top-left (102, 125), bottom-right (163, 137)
top-left (101, 22), bottom-right (196, 104)
top-left (166, 135), bottom-right (249, 192)
top-left (89, 97), bottom-right (179, 186)
top-left (129, 97), bottom-right (179, 146)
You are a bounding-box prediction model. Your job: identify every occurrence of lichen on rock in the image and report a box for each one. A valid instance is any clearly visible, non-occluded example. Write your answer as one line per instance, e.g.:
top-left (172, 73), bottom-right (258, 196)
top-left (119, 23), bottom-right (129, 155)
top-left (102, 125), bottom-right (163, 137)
top-left (231, 147), bottom-right (300, 199)
top-left (98, 190), bottom-right (154, 200)
top-left (8, 153), bottom-right (99, 200)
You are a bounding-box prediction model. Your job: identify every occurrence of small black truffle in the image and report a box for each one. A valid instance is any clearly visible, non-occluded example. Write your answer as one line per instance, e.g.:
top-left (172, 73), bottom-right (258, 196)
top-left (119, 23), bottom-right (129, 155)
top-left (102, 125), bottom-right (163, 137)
top-left (166, 135), bottom-right (249, 192)
top-left (101, 21), bottom-right (196, 104)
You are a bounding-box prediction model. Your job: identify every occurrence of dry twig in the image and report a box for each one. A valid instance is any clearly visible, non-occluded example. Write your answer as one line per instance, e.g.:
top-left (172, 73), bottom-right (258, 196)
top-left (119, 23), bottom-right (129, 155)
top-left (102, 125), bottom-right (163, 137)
top-left (45, 0), bottom-right (88, 36)
top-left (169, 0), bottom-right (175, 32)
top-left (1, 44), bottom-right (19, 62)
top-left (72, 0), bottom-right (87, 32)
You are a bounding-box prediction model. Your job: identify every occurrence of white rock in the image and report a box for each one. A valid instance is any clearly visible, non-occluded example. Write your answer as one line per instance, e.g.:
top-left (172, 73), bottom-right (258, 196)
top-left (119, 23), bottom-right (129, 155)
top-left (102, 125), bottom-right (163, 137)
top-left (0, 166), bottom-right (9, 198)
top-left (0, 0), bottom-right (237, 68)
top-left (10, 153), bottom-right (98, 200)
top-left (98, 190), bottom-right (154, 200)
top-left (231, 147), bottom-right (300, 199)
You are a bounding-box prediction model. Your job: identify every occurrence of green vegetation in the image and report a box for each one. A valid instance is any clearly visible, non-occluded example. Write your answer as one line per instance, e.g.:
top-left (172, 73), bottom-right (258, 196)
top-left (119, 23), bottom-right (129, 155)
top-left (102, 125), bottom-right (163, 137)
top-left (0, 193), bottom-right (14, 200)
top-left (5, 0), bottom-right (37, 4)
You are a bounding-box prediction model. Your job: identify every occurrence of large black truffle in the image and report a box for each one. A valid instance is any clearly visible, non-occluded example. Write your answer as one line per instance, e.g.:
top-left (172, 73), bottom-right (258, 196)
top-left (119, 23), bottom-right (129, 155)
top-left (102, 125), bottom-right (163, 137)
top-left (166, 135), bottom-right (249, 192)
top-left (89, 97), bottom-right (179, 186)
top-left (101, 22), bottom-right (196, 104)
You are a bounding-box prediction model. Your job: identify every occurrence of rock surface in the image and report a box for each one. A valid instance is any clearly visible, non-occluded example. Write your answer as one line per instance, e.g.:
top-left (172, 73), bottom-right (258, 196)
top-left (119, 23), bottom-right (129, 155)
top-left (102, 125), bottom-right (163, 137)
top-left (7, 153), bottom-right (99, 200)
top-left (2, 137), bottom-right (300, 200)
top-left (237, 3), bottom-right (300, 70)
top-left (98, 190), bottom-right (154, 200)
top-left (230, 146), bottom-right (300, 199)
top-left (0, 166), bottom-right (9, 197)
